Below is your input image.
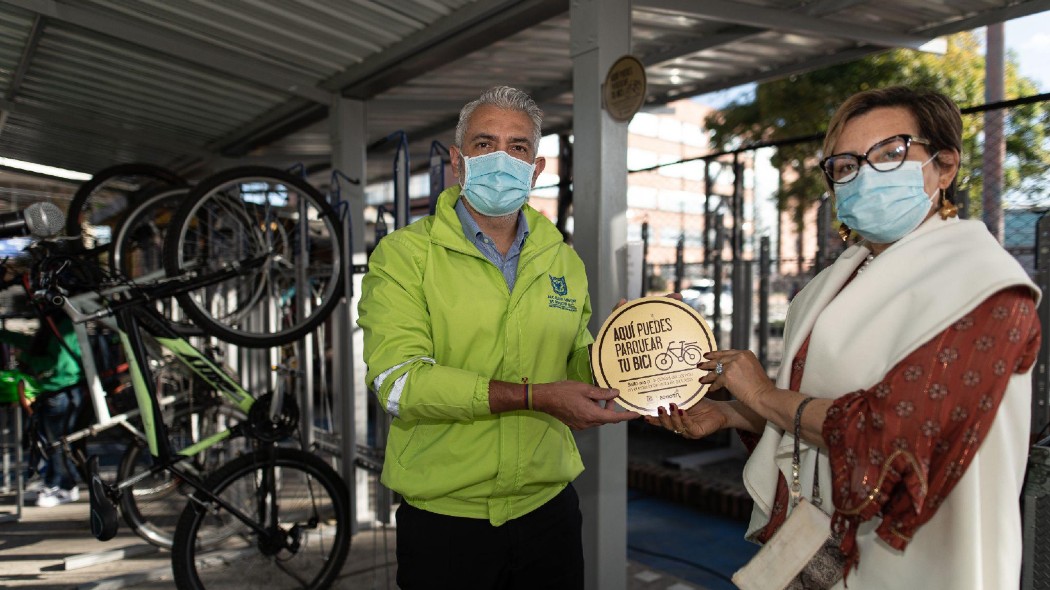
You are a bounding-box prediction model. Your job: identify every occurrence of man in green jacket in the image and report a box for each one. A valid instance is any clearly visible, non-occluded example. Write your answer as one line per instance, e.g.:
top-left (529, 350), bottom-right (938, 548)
top-left (359, 86), bottom-right (636, 589)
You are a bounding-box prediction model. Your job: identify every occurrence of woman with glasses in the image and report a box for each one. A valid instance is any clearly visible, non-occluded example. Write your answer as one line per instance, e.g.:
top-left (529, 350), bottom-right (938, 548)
top-left (647, 86), bottom-right (1040, 589)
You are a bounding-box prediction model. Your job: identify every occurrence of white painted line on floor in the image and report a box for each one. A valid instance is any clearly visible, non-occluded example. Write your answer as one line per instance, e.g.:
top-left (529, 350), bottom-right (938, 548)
top-left (634, 569), bottom-right (663, 582)
top-left (64, 544), bottom-right (158, 570)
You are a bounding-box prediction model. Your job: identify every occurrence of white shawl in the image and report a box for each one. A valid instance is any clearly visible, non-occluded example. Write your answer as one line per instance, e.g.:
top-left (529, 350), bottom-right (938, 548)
top-left (742, 216), bottom-right (1038, 589)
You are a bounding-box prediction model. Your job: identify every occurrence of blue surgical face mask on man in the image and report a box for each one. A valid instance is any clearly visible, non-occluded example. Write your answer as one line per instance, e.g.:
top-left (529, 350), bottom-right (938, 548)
top-left (460, 151), bottom-right (536, 217)
top-left (835, 155), bottom-right (939, 244)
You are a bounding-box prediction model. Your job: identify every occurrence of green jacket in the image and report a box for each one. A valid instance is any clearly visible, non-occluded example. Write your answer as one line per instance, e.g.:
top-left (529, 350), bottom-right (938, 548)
top-left (359, 186), bottom-right (594, 526)
top-left (0, 316), bottom-right (82, 392)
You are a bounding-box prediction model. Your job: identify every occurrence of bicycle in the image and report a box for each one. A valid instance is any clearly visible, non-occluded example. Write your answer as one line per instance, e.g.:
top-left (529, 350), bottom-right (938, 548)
top-left (14, 169), bottom-right (350, 588)
top-left (653, 340), bottom-right (705, 371)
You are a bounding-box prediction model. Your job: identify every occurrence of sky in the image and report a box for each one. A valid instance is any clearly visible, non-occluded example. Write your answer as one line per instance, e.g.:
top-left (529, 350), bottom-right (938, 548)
top-left (695, 10), bottom-right (1050, 109)
top-left (1007, 11), bottom-right (1050, 91)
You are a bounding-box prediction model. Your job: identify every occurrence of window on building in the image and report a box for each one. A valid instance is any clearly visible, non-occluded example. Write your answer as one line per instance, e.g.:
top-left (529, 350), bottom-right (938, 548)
top-left (658, 190), bottom-right (705, 214)
top-left (658, 118), bottom-right (683, 142)
top-left (628, 148), bottom-right (658, 171)
top-left (628, 185), bottom-right (658, 209)
top-left (629, 112), bottom-right (660, 137)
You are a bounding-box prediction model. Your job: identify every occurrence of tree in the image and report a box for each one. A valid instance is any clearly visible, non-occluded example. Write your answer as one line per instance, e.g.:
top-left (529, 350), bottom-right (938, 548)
top-left (704, 32), bottom-right (1050, 231)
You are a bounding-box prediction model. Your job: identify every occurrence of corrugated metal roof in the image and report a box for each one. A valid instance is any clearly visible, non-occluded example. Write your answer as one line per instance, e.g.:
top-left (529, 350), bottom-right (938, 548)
top-left (1, 0), bottom-right (1047, 200)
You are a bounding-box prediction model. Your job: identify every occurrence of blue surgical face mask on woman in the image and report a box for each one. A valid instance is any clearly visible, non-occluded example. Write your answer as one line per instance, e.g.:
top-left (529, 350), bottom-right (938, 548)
top-left (835, 154), bottom-right (939, 244)
top-left (460, 151), bottom-right (536, 217)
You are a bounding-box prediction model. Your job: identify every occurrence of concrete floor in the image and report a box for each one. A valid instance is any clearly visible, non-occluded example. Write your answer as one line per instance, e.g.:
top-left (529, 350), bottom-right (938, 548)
top-left (0, 489), bottom-right (742, 590)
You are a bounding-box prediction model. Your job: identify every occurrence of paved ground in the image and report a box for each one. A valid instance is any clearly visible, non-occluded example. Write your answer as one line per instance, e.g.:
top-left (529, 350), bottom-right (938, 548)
top-left (0, 491), bottom-right (743, 589)
top-left (0, 418), bottom-right (756, 589)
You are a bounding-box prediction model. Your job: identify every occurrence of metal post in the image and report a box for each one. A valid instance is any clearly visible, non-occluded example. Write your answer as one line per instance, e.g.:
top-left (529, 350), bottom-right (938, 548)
top-left (429, 141), bottom-right (449, 216)
top-left (393, 131), bottom-right (410, 230)
top-left (713, 212), bottom-right (725, 348)
top-left (296, 195), bottom-right (315, 449)
top-left (1034, 213), bottom-right (1050, 436)
top-left (641, 221), bottom-right (650, 296)
top-left (730, 155), bottom-right (746, 349)
top-left (556, 133), bottom-right (574, 240)
top-left (674, 235), bottom-right (685, 293)
top-left (758, 236), bottom-right (771, 366)
top-left (704, 160), bottom-right (712, 268)
top-left (330, 95), bottom-right (367, 534)
top-left (816, 196), bottom-right (831, 272)
top-left (983, 23), bottom-right (1006, 241)
top-left (570, 0), bottom-right (631, 586)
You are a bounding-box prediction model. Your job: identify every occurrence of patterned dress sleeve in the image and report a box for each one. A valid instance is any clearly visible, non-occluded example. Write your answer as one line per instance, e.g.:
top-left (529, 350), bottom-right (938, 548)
top-left (822, 286), bottom-right (1040, 562)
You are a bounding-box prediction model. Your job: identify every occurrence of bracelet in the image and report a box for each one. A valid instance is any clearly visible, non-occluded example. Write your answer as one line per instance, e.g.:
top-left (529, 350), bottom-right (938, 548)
top-left (527, 384), bottom-right (534, 410)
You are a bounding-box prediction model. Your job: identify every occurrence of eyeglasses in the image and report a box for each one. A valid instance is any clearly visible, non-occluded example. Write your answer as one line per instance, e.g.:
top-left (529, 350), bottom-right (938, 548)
top-left (820, 134), bottom-right (931, 185)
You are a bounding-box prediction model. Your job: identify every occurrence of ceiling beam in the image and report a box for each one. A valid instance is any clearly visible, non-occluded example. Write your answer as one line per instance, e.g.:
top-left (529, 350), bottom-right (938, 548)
top-left (0, 13), bottom-right (45, 137)
top-left (4, 14), bottom-right (44, 101)
top-left (646, 45), bottom-right (884, 110)
top-left (216, 0), bottom-right (569, 159)
top-left (323, 0), bottom-right (569, 99)
top-left (0, 97), bottom-right (213, 157)
top-left (641, 26), bottom-right (766, 67)
top-left (5, 0), bottom-right (331, 104)
top-left (215, 101), bottom-right (328, 158)
top-left (636, 0), bottom-right (932, 49)
top-left (916, 0), bottom-right (1050, 36)
top-left (365, 79), bottom-right (575, 155)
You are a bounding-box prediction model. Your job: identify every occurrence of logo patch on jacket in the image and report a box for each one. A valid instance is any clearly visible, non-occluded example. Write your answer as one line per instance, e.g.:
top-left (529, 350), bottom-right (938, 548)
top-left (550, 275), bottom-right (568, 296)
top-left (548, 274), bottom-right (577, 312)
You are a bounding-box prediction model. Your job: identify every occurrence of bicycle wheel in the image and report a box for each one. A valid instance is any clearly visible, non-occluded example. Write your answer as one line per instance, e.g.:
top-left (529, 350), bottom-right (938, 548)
top-left (111, 186), bottom-right (189, 282)
top-left (118, 399), bottom-right (246, 550)
top-left (655, 352), bottom-right (673, 371)
top-left (163, 166), bottom-right (343, 348)
top-left (170, 448), bottom-right (350, 590)
top-left (682, 345), bottom-right (702, 365)
top-left (67, 163), bottom-right (186, 250)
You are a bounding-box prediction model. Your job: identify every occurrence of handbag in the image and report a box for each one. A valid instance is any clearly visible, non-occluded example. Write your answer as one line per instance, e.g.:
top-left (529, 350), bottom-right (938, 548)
top-left (733, 398), bottom-right (846, 590)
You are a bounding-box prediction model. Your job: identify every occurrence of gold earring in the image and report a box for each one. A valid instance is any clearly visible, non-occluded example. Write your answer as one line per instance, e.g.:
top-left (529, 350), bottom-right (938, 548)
top-left (939, 189), bottom-right (958, 220)
top-left (837, 223), bottom-right (851, 242)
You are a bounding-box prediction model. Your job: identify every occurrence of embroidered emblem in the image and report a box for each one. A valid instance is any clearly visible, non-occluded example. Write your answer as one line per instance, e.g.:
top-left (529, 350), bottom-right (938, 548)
top-left (547, 274), bottom-right (577, 312)
top-left (550, 275), bottom-right (568, 296)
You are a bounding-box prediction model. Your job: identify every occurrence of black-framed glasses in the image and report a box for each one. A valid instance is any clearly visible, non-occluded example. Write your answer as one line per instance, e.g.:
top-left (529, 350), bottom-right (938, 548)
top-left (820, 134), bottom-right (931, 184)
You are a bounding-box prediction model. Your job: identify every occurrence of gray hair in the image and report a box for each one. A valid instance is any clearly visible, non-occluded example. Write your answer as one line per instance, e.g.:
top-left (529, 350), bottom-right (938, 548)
top-left (454, 86), bottom-right (543, 151)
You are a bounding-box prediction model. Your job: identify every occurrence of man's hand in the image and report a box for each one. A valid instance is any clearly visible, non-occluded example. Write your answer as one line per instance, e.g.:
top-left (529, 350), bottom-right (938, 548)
top-left (533, 381), bottom-right (639, 430)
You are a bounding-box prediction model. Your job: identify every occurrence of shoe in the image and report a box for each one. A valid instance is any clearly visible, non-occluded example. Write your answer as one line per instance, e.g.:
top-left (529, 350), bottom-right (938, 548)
top-left (36, 486), bottom-right (80, 508)
top-left (23, 480), bottom-right (49, 502)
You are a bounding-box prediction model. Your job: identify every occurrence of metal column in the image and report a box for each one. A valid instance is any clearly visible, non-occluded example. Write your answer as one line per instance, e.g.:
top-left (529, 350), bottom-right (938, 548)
top-left (330, 96), bottom-right (369, 533)
top-left (1034, 213), bottom-right (1050, 435)
top-left (757, 236), bottom-right (771, 367)
top-left (570, 1), bottom-right (631, 588)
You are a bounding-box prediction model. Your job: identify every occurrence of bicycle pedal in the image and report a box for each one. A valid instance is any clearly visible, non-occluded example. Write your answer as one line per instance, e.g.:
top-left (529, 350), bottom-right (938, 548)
top-left (87, 455), bottom-right (119, 541)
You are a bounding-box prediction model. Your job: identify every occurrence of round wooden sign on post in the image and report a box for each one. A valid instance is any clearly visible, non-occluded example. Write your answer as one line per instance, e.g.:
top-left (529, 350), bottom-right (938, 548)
top-left (602, 54), bottom-right (647, 122)
top-left (591, 296), bottom-right (717, 416)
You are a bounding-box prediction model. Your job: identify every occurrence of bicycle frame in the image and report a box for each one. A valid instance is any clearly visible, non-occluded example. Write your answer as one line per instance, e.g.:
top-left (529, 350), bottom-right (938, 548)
top-left (54, 260), bottom-right (271, 467)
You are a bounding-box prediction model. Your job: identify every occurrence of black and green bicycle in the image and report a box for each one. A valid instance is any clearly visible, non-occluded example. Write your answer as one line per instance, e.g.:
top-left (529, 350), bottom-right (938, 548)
top-left (20, 166), bottom-right (350, 590)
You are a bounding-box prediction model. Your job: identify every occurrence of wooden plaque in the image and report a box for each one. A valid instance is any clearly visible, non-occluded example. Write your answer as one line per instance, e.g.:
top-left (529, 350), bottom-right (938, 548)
top-left (591, 296), bottom-right (717, 416)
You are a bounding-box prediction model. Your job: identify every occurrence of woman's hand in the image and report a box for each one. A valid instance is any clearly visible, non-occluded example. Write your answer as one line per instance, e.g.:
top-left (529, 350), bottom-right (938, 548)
top-left (698, 349), bottom-right (777, 409)
top-left (644, 398), bottom-right (729, 439)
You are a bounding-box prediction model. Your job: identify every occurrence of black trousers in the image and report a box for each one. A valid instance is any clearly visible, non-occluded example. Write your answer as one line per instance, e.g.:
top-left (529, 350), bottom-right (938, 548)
top-left (395, 484), bottom-right (584, 590)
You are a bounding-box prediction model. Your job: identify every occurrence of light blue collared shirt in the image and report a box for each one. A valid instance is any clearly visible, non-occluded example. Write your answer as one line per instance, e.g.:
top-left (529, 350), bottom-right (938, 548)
top-left (455, 198), bottom-right (530, 292)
